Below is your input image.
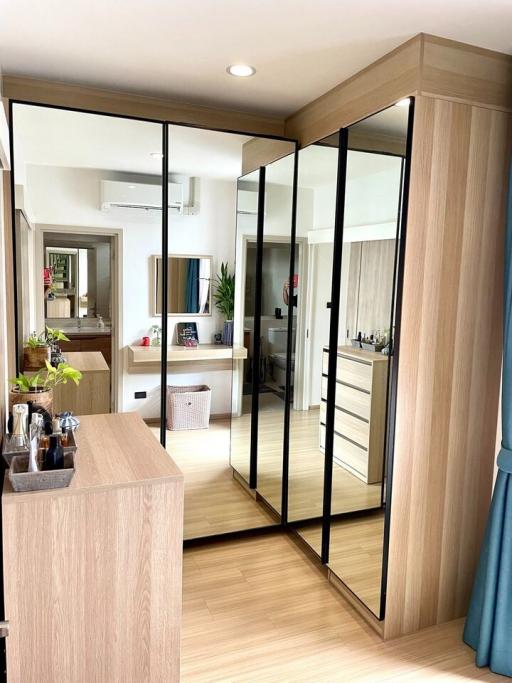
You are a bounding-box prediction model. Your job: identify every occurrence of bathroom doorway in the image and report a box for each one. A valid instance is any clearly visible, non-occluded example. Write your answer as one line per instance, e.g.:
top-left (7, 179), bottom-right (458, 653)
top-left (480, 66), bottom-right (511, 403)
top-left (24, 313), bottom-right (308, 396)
top-left (240, 235), bottom-right (306, 412)
top-left (36, 226), bottom-right (121, 414)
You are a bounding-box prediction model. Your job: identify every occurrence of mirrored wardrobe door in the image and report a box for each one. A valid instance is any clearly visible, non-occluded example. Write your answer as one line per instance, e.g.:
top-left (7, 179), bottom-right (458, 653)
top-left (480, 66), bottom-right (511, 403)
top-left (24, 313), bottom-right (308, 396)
top-left (326, 100), bottom-right (413, 618)
top-left (254, 150), bottom-right (297, 516)
top-left (288, 132), bottom-right (341, 558)
top-left (230, 169), bottom-right (261, 486)
top-left (11, 103), bottom-right (164, 425)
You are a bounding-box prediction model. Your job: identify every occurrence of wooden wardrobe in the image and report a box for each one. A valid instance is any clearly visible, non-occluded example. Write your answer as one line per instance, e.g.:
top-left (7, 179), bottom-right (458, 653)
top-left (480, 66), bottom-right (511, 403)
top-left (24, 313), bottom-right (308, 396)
top-left (282, 33), bottom-right (512, 639)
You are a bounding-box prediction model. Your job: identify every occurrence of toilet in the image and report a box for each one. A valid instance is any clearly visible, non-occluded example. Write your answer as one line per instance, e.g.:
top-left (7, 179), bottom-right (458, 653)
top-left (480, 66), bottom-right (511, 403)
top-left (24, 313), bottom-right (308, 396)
top-left (267, 327), bottom-right (295, 388)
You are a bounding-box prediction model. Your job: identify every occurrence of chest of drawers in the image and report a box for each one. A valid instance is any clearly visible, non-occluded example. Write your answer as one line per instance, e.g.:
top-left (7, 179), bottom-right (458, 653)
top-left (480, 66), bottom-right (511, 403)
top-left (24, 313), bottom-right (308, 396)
top-left (320, 346), bottom-right (389, 484)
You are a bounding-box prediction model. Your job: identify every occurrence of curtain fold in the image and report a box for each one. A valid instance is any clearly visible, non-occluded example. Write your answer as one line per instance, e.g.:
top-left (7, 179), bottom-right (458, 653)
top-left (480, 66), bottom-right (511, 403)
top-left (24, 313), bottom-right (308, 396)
top-left (186, 259), bottom-right (199, 313)
top-left (463, 165), bottom-right (512, 677)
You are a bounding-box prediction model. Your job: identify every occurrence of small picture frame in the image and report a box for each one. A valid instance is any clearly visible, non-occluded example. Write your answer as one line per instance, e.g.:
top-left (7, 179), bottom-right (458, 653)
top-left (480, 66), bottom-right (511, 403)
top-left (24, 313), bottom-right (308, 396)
top-left (176, 322), bottom-right (199, 346)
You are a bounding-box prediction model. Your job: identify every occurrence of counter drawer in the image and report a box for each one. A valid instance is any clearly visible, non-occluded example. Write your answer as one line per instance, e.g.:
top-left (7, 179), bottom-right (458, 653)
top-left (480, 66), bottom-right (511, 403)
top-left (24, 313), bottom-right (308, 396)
top-left (322, 351), bottom-right (372, 391)
top-left (320, 425), bottom-right (368, 479)
top-left (321, 377), bottom-right (371, 420)
top-left (320, 403), bottom-right (369, 449)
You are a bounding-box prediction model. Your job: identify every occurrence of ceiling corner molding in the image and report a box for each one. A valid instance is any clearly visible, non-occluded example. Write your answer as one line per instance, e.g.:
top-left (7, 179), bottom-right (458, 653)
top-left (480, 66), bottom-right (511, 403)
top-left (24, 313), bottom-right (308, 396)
top-left (285, 33), bottom-right (512, 146)
top-left (1, 75), bottom-right (285, 137)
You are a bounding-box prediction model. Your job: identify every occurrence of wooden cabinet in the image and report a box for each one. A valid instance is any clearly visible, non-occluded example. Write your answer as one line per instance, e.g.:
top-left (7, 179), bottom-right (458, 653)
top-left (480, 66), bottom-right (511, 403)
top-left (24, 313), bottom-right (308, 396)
top-left (320, 346), bottom-right (388, 484)
top-left (2, 413), bottom-right (184, 682)
top-left (60, 333), bottom-right (112, 366)
top-left (53, 351), bottom-right (111, 415)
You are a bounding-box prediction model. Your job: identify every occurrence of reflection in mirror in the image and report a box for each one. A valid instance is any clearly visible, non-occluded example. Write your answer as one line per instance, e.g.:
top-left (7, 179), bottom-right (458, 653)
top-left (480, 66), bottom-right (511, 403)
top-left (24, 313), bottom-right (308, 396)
top-left (230, 169), bottom-right (259, 486)
top-left (153, 254), bottom-right (212, 315)
top-left (163, 128), bottom-right (294, 540)
top-left (12, 103), bottom-right (163, 425)
top-left (298, 101), bottom-right (411, 617)
top-left (230, 143), bottom-right (297, 519)
top-left (287, 133), bottom-right (339, 554)
top-left (253, 152), bottom-right (296, 516)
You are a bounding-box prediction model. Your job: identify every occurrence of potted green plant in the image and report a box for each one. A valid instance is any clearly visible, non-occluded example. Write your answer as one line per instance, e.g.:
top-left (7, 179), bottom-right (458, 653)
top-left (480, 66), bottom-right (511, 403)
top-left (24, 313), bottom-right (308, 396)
top-left (9, 361), bottom-right (82, 415)
top-left (213, 262), bottom-right (235, 346)
top-left (23, 327), bottom-right (70, 370)
top-left (24, 331), bottom-right (51, 369)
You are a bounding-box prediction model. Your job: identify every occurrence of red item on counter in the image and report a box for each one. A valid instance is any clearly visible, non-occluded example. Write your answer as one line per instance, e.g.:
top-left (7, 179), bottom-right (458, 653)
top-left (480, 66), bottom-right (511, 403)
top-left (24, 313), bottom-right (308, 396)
top-left (142, 336), bottom-right (150, 346)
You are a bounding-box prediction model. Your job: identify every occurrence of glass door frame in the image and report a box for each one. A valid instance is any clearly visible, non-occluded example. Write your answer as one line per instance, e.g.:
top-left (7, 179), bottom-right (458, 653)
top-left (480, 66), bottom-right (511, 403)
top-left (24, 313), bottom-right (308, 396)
top-left (9, 98), bottom-right (298, 453)
top-left (314, 99), bottom-right (416, 620)
top-left (236, 143), bottom-right (299, 514)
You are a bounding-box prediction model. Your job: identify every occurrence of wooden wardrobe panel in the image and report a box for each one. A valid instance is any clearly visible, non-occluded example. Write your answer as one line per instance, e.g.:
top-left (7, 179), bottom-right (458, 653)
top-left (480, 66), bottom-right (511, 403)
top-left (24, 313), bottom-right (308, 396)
top-left (357, 240), bottom-right (396, 337)
top-left (345, 242), bottom-right (361, 341)
top-left (3, 76), bottom-right (284, 137)
top-left (384, 96), bottom-right (510, 639)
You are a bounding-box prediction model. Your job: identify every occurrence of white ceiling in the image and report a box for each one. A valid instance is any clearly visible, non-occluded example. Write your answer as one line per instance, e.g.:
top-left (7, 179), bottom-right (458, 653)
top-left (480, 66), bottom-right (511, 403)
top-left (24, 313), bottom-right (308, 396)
top-left (1, 0), bottom-right (511, 117)
top-left (13, 104), bottom-right (249, 179)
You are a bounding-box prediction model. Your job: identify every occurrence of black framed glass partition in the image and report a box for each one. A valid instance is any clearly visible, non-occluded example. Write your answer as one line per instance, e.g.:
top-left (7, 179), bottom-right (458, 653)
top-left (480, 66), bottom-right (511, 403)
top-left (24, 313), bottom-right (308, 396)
top-left (10, 96), bottom-right (414, 584)
top-left (287, 132), bottom-right (340, 555)
top-left (229, 144), bottom-right (297, 518)
top-left (11, 102), bottom-right (165, 434)
top-left (288, 100), bottom-right (414, 619)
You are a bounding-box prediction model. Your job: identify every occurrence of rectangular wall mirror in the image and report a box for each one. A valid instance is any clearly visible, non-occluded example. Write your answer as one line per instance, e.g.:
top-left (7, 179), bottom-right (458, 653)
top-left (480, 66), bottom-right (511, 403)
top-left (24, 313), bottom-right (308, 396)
top-left (152, 254), bottom-right (212, 315)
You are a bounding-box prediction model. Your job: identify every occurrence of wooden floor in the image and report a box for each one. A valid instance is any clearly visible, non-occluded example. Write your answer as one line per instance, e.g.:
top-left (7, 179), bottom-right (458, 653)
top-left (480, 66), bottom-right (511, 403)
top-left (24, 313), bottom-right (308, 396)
top-left (182, 533), bottom-right (507, 682)
top-left (299, 513), bottom-right (385, 616)
top-left (161, 397), bottom-right (382, 540)
top-left (232, 394), bottom-right (382, 519)
top-left (159, 422), bottom-right (276, 540)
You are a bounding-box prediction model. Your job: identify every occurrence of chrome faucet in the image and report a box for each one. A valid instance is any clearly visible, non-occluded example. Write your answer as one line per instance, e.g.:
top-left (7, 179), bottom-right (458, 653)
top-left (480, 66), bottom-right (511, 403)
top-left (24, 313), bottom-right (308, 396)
top-left (77, 318), bottom-right (81, 330)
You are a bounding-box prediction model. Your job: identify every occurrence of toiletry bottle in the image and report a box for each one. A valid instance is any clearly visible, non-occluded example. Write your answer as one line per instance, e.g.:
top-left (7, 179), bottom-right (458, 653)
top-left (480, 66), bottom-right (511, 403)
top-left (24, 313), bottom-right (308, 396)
top-left (28, 414), bottom-right (43, 472)
top-left (43, 434), bottom-right (64, 471)
top-left (10, 404), bottom-right (29, 451)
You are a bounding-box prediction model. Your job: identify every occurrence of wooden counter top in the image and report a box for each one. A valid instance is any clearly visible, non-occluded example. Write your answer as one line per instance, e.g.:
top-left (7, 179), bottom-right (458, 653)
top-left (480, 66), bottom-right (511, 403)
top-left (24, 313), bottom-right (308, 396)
top-left (324, 345), bottom-right (389, 363)
top-left (3, 412), bottom-right (183, 503)
top-left (128, 343), bottom-right (247, 370)
top-left (62, 350), bottom-right (109, 372)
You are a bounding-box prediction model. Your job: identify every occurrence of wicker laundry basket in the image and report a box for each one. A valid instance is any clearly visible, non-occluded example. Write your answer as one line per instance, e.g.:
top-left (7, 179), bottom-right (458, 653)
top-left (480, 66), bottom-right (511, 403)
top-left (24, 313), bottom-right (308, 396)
top-left (166, 385), bottom-right (211, 430)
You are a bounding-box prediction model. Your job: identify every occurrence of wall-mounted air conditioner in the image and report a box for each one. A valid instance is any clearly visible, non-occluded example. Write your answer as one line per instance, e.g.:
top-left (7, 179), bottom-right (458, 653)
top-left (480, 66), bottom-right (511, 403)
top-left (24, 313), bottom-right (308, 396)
top-left (100, 180), bottom-right (183, 213)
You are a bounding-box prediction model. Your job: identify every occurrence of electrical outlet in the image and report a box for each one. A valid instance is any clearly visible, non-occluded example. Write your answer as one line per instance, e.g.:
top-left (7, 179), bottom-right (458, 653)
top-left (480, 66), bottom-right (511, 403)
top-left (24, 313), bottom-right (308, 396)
top-left (134, 391), bottom-right (147, 399)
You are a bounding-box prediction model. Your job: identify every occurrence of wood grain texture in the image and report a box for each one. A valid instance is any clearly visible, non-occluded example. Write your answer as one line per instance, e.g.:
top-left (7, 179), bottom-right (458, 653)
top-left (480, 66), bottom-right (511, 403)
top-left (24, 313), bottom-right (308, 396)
top-left (285, 34), bottom-right (512, 147)
top-left (285, 36), bottom-right (422, 145)
top-left (384, 96), bottom-right (511, 639)
top-left (3, 412), bottom-right (184, 682)
top-left (241, 137), bottom-right (296, 175)
top-left (353, 239), bottom-right (396, 339)
top-left (128, 343), bottom-right (247, 371)
top-left (421, 34), bottom-right (512, 112)
top-left (52, 351), bottom-right (110, 415)
top-left (182, 534), bottom-right (506, 682)
top-left (2, 75), bottom-right (284, 136)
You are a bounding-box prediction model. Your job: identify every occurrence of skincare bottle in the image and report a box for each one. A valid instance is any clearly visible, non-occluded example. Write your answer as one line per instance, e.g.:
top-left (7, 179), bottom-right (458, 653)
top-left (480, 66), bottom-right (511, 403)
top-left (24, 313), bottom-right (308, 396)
top-left (43, 434), bottom-right (64, 471)
top-left (9, 404), bottom-right (29, 451)
top-left (29, 417), bottom-right (42, 473)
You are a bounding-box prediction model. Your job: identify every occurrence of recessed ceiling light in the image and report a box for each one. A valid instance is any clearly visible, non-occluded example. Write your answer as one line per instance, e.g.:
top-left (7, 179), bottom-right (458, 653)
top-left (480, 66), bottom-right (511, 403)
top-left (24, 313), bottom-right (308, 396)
top-left (226, 64), bottom-right (256, 77)
top-left (150, 152), bottom-right (164, 159)
top-left (128, 184), bottom-right (136, 189)
top-left (395, 98), bottom-right (411, 107)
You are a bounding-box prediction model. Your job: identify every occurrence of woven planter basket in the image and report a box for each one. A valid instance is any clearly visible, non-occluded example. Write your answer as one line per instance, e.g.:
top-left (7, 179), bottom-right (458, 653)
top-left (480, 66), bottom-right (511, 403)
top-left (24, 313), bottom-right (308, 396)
top-left (166, 385), bottom-right (211, 431)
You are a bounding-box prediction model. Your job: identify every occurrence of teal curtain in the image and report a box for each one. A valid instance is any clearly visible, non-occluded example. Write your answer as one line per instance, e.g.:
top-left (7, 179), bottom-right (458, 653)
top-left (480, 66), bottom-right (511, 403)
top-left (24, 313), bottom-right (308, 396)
top-left (463, 165), bottom-right (512, 677)
top-left (186, 259), bottom-right (199, 313)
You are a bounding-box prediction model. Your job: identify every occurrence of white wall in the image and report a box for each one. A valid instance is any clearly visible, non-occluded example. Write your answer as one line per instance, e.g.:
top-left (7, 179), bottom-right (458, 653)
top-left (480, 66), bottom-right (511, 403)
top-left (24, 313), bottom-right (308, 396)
top-left (24, 164), bottom-right (237, 417)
